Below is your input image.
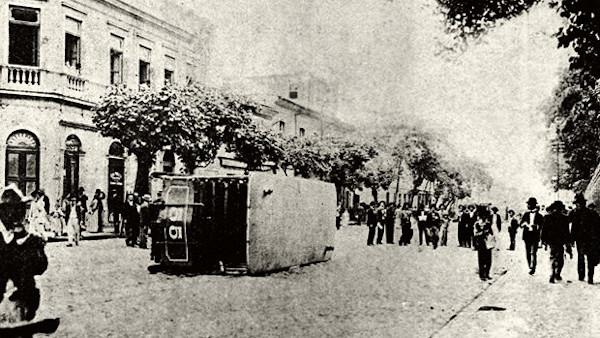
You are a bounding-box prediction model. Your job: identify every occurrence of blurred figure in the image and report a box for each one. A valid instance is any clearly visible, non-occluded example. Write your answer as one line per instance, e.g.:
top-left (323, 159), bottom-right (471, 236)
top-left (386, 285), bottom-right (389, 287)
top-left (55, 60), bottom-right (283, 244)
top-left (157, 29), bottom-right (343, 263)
top-left (541, 201), bottom-right (572, 283)
top-left (570, 193), bottom-right (600, 284)
top-left (507, 210), bottom-right (519, 251)
top-left (520, 197), bottom-right (544, 275)
top-left (88, 189), bottom-right (106, 233)
top-left (0, 185), bottom-right (47, 321)
top-left (77, 187), bottom-right (88, 233)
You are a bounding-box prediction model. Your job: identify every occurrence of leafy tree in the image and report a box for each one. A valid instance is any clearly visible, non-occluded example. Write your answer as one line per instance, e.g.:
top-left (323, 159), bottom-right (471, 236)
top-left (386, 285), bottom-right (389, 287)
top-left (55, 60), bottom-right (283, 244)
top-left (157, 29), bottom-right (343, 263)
top-left (392, 130), bottom-right (441, 204)
top-left (360, 151), bottom-right (397, 202)
top-left (281, 135), bottom-right (377, 198)
top-left (93, 85), bottom-right (280, 194)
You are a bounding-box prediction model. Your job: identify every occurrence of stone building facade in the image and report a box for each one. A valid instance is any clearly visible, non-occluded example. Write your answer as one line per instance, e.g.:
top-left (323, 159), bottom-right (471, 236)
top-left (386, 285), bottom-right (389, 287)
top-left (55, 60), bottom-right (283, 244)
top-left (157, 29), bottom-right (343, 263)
top-left (0, 0), bottom-right (210, 225)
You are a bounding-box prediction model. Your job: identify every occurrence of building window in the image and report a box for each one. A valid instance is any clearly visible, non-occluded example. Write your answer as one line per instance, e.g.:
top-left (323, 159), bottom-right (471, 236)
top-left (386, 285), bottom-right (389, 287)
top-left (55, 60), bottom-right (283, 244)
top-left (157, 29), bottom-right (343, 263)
top-left (165, 55), bottom-right (175, 85)
top-left (139, 46), bottom-right (152, 86)
top-left (289, 84), bottom-right (299, 99)
top-left (299, 128), bottom-right (305, 137)
top-left (164, 69), bottom-right (173, 85)
top-left (64, 17), bottom-right (81, 70)
top-left (9, 6), bottom-right (40, 66)
top-left (163, 151), bottom-right (175, 173)
top-left (6, 130), bottom-right (39, 196)
top-left (110, 34), bottom-right (123, 85)
top-left (279, 121), bottom-right (285, 133)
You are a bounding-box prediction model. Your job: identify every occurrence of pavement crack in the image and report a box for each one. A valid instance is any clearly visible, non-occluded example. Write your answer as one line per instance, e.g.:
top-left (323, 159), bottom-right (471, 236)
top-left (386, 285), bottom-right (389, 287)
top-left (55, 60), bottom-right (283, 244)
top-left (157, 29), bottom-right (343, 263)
top-left (429, 269), bottom-right (508, 338)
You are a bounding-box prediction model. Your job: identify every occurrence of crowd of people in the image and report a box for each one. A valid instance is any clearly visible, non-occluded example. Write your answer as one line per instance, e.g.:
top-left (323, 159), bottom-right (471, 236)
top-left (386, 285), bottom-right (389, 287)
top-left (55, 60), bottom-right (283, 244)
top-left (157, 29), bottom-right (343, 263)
top-left (23, 187), bottom-right (107, 247)
top-left (353, 193), bottom-right (600, 284)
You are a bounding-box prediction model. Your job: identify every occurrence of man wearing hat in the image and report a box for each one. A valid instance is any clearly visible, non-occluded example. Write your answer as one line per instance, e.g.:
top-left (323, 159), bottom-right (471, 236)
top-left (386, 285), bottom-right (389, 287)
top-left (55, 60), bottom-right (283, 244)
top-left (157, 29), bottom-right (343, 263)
top-left (520, 197), bottom-right (544, 275)
top-left (0, 184), bottom-right (47, 321)
top-left (541, 201), bottom-right (572, 283)
top-left (570, 193), bottom-right (600, 284)
top-left (138, 194), bottom-right (152, 249)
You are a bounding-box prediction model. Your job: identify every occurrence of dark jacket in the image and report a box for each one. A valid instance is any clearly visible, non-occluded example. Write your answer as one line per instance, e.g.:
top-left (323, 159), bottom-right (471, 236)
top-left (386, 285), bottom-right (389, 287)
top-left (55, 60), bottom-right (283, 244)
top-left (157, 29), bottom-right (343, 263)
top-left (570, 206), bottom-right (600, 255)
top-left (541, 211), bottom-right (570, 246)
top-left (366, 207), bottom-right (377, 226)
top-left (508, 218), bottom-right (519, 234)
top-left (520, 211), bottom-right (544, 243)
top-left (122, 202), bottom-right (140, 226)
top-left (474, 219), bottom-right (493, 250)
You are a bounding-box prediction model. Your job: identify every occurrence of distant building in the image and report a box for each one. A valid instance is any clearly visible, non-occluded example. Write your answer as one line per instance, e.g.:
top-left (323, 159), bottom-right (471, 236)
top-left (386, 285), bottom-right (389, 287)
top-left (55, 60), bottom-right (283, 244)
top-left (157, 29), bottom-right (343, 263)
top-left (0, 0), bottom-right (211, 226)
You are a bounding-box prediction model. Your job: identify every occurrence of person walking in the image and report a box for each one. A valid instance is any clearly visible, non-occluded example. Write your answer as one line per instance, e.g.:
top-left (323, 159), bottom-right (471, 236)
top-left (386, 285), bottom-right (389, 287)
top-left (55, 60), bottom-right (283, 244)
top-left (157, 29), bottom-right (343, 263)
top-left (570, 193), bottom-right (600, 284)
top-left (376, 201), bottom-right (386, 245)
top-left (507, 210), bottom-right (519, 251)
top-left (474, 206), bottom-right (494, 281)
top-left (385, 202), bottom-right (396, 244)
top-left (122, 193), bottom-right (140, 247)
top-left (520, 197), bottom-right (544, 275)
top-left (26, 190), bottom-right (48, 240)
top-left (541, 201), bottom-right (572, 283)
top-left (366, 202), bottom-right (377, 246)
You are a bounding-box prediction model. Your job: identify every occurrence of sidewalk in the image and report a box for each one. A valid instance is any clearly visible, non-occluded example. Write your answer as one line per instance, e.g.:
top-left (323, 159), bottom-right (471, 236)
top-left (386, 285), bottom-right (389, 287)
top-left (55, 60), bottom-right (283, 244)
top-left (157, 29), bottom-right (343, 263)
top-left (433, 233), bottom-right (600, 338)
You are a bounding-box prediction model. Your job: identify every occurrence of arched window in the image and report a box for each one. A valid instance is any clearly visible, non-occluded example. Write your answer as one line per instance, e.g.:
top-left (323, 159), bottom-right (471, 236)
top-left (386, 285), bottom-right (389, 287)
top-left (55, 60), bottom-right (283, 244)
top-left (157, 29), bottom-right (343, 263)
top-left (163, 150), bottom-right (175, 173)
top-left (108, 141), bottom-right (124, 157)
top-left (6, 130), bottom-right (39, 196)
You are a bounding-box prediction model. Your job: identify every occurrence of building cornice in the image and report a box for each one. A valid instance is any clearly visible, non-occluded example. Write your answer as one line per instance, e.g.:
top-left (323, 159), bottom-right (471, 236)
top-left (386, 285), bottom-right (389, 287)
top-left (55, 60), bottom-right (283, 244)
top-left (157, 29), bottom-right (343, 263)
top-left (59, 120), bottom-right (99, 132)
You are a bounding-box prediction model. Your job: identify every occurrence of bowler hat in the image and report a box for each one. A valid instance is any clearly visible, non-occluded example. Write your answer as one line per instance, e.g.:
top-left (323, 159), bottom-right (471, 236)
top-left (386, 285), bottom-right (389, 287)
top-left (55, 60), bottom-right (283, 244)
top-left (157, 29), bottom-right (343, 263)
top-left (526, 197), bottom-right (538, 206)
top-left (574, 193), bottom-right (586, 204)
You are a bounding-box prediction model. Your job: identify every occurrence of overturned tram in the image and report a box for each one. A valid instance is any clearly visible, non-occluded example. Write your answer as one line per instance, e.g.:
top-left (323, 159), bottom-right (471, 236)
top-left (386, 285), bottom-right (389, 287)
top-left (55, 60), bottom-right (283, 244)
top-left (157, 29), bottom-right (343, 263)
top-left (149, 172), bottom-right (336, 274)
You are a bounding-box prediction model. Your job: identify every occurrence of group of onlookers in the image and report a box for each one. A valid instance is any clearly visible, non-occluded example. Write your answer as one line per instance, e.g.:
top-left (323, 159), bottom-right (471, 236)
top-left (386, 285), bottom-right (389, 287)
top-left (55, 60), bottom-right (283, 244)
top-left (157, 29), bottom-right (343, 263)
top-left (24, 187), bottom-right (106, 247)
top-left (362, 201), bottom-right (450, 248)
top-left (519, 193), bottom-right (600, 284)
top-left (120, 192), bottom-right (165, 249)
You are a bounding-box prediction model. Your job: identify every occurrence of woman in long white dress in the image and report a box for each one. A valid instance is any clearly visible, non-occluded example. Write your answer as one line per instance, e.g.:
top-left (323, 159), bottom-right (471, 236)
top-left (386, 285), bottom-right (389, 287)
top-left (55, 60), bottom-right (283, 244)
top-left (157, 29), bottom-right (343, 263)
top-left (26, 191), bottom-right (48, 240)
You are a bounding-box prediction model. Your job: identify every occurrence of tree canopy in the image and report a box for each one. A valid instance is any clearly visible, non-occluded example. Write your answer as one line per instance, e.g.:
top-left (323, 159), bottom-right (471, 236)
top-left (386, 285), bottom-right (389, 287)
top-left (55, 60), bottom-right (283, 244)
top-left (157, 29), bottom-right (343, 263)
top-left (437, 0), bottom-right (600, 192)
top-left (93, 84), bottom-right (282, 193)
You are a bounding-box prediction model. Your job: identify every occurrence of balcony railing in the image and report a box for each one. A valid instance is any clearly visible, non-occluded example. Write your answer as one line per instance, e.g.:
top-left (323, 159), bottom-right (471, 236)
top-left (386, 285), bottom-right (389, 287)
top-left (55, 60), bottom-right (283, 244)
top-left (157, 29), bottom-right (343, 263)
top-left (0, 64), bottom-right (108, 106)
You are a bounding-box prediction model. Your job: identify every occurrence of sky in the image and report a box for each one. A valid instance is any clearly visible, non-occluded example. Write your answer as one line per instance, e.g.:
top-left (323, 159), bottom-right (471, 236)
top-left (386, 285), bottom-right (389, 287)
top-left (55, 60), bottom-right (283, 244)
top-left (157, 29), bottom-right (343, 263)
top-left (174, 0), bottom-right (571, 205)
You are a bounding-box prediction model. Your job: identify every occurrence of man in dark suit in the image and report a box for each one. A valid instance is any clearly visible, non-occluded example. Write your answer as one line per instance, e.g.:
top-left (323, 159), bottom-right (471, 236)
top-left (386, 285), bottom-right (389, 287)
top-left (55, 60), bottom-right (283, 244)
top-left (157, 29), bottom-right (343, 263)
top-left (570, 193), bottom-right (600, 284)
top-left (491, 207), bottom-right (502, 233)
top-left (507, 209), bottom-right (519, 250)
top-left (520, 197), bottom-right (544, 275)
top-left (541, 201), bottom-right (572, 283)
top-left (366, 202), bottom-right (377, 246)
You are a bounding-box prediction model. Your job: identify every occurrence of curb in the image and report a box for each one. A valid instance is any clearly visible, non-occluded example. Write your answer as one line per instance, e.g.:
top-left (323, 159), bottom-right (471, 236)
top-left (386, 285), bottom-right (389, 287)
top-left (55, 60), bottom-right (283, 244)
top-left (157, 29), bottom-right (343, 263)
top-left (47, 233), bottom-right (120, 243)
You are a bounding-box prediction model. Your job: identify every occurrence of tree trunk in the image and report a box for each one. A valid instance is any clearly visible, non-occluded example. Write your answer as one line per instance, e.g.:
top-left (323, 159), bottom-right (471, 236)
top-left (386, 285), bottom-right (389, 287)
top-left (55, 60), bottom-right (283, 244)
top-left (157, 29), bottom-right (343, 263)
top-left (371, 188), bottom-right (378, 203)
top-left (134, 153), bottom-right (153, 195)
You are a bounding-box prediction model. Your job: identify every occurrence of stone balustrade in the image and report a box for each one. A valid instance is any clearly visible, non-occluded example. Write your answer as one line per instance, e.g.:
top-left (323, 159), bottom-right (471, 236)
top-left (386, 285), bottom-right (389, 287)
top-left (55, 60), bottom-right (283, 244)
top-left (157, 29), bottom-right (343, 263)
top-left (0, 64), bottom-right (108, 106)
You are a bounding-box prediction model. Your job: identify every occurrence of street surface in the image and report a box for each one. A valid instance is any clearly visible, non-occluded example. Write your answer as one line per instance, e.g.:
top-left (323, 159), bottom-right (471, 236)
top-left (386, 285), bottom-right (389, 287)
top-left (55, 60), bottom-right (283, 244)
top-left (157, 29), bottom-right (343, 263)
top-left (30, 222), bottom-right (599, 337)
